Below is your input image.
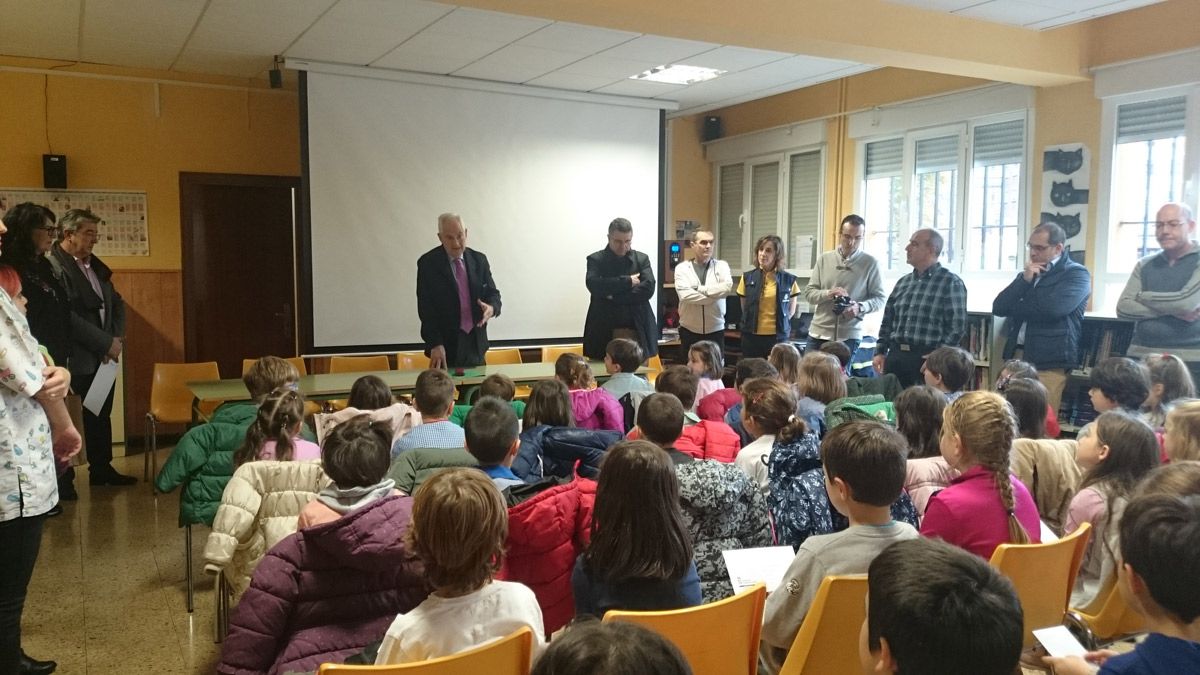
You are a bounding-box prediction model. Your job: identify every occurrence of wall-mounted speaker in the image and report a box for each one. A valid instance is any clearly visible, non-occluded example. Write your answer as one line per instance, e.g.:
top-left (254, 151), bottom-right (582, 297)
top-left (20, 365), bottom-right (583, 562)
top-left (702, 116), bottom-right (722, 142)
top-left (43, 154), bottom-right (67, 189)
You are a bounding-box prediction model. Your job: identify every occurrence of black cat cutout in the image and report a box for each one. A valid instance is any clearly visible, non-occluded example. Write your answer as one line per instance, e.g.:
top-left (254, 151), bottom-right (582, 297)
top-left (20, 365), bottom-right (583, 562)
top-left (1040, 211), bottom-right (1082, 238)
top-left (1043, 148), bottom-right (1083, 175)
top-left (1050, 180), bottom-right (1089, 207)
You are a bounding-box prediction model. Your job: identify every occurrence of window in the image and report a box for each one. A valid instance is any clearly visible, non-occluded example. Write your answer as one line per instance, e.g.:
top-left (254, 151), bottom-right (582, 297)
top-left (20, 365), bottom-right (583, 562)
top-left (1108, 96), bottom-right (1187, 273)
top-left (858, 115), bottom-right (1026, 274)
top-left (714, 148), bottom-right (824, 273)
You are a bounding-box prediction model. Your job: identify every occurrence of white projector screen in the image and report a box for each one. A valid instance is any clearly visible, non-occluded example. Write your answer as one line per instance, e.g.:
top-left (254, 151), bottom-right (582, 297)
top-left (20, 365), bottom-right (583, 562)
top-left (302, 68), bottom-right (664, 351)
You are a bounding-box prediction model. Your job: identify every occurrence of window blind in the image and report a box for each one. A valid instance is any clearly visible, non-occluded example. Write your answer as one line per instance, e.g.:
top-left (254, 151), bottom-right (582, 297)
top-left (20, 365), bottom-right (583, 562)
top-left (915, 136), bottom-right (959, 173)
top-left (865, 138), bottom-right (902, 178)
top-left (1117, 97), bottom-right (1187, 144)
top-left (973, 119), bottom-right (1024, 167)
top-left (788, 150), bottom-right (822, 269)
top-left (750, 162), bottom-right (780, 263)
top-left (717, 164), bottom-right (744, 267)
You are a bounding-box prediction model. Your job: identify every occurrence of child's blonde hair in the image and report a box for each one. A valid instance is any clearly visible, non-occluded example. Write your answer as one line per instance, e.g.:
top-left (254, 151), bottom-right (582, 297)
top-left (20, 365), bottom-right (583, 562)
top-left (555, 353), bottom-right (595, 390)
top-left (942, 391), bottom-right (1029, 545)
top-left (799, 352), bottom-right (848, 404)
top-left (1166, 400), bottom-right (1200, 462)
top-left (768, 343), bottom-right (801, 386)
top-left (234, 387), bottom-right (306, 467)
top-left (408, 468), bottom-right (507, 596)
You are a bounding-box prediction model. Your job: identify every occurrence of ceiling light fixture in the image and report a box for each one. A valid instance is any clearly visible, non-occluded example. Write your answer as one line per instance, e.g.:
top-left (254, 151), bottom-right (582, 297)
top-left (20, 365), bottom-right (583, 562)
top-left (631, 64), bottom-right (725, 85)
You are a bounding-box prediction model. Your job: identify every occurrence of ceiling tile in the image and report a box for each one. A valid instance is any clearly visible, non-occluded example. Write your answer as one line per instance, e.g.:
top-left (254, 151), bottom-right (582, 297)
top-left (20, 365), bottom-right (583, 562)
top-left (192, 0), bottom-right (336, 37)
top-left (884, 0), bottom-right (985, 11)
top-left (172, 48), bottom-right (274, 78)
top-left (524, 71), bottom-right (619, 92)
top-left (556, 54), bottom-right (661, 79)
top-left (452, 61), bottom-right (545, 83)
top-left (594, 78), bottom-right (685, 97)
top-left (372, 29), bottom-right (511, 70)
top-left (287, 0), bottom-right (454, 65)
top-left (515, 22), bottom-right (638, 54)
top-left (681, 45), bottom-right (792, 72)
top-left (0, 0), bottom-right (82, 61)
top-left (952, 0), bottom-right (1072, 24)
top-left (82, 37), bottom-right (179, 70)
top-left (423, 7), bottom-right (549, 41)
top-left (599, 35), bottom-right (719, 64)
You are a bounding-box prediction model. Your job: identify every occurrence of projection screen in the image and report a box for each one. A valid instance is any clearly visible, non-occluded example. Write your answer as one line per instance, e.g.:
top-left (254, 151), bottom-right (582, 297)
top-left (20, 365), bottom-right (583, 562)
top-left (300, 64), bottom-right (665, 352)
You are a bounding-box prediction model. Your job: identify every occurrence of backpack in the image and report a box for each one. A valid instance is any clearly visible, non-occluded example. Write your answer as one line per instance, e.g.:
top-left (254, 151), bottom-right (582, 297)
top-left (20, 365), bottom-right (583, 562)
top-left (824, 394), bottom-right (896, 429)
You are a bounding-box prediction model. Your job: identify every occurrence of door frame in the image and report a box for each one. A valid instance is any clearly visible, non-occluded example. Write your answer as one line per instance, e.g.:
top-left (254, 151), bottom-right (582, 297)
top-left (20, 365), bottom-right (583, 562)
top-left (179, 172), bottom-right (301, 364)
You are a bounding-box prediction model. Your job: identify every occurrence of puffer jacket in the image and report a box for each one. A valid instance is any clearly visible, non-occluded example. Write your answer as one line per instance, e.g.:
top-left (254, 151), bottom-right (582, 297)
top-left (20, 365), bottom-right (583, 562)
top-left (313, 402), bottom-right (421, 446)
top-left (203, 460), bottom-right (330, 596)
top-left (768, 435), bottom-right (919, 549)
top-left (676, 457), bottom-right (772, 603)
top-left (905, 456), bottom-right (959, 519)
top-left (697, 388), bottom-right (740, 422)
top-left (1010, 437), bottom-right (1081, 536)
top-left (514, 425), bottom-right (617, 481)
top-left (570, 388), bottom-right (624, 432)
top-left (155, 402), bottom-right (317, 528)
top-left (217, 495), bottom-right (431, 675)
top-left (675, 420), bottom-right (741, 463)
top-left (385, 447), bottom-right (477, 495)
top-left (498, 477), bottom-right (597, 636)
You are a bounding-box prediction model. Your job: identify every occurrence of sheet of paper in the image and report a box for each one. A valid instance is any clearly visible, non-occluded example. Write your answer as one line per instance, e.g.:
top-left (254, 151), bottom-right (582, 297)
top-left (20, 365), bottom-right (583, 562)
top-left (1040, 520), bottom-right (1060, 543)
top-left (723, 546), bottom-right (796, 593)
top-left (83, 360), bottom-right (120, 416)
top-left (793, 235), bottom-right (815, 270)
top-left (1033, 625), bottom-right (1087, 658)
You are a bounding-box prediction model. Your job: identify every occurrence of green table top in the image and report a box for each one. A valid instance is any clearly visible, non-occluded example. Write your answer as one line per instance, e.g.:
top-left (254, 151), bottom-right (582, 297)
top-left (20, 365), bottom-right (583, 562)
top-left (188, 361), bottom-right (621, 402)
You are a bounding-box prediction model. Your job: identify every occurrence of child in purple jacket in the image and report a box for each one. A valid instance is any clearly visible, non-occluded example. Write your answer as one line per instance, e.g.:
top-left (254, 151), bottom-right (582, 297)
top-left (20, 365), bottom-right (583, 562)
top-left (556, 353), bottom-right (622, 432)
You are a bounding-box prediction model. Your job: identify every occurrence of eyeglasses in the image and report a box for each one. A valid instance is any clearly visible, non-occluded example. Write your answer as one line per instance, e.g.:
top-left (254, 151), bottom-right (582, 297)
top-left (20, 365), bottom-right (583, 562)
top-left (1155, 220), bottom-right (1186, 229)
top-left (1026, 243), bottom-right (1052, 252)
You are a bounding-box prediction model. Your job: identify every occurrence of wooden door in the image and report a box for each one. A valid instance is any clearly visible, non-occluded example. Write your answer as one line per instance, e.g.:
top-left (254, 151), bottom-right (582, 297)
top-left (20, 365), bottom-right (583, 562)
top-left (181, 173), bottom-right (299, 378)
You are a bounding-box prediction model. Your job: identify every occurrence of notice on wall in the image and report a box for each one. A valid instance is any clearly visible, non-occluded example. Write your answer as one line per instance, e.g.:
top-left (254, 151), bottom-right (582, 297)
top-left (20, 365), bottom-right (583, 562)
top-left (0, 188), bottom-right (149, 256)
top-left (1039, 144), bottom-right (1089, 262)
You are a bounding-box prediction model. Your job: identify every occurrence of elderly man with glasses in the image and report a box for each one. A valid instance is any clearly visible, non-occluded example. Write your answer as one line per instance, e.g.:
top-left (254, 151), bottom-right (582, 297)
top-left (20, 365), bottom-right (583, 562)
top-left (1117, 202), bottom-right (1200, 385)
top-left (802, 214), bottom-right (885, 360)
top-left (992, 222), bottom-right (1091, 413)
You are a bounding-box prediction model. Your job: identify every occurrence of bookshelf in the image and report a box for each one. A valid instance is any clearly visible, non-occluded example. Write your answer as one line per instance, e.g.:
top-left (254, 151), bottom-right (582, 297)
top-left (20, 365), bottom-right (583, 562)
top-left (1056, 315), bottom-right (1135, 434)
top-left (962, 311), bottom-right (994, 390)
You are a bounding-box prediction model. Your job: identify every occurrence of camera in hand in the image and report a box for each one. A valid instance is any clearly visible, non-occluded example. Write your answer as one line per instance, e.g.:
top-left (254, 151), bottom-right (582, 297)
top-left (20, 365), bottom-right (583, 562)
top-left (832, 295), bottom-right (855, 315)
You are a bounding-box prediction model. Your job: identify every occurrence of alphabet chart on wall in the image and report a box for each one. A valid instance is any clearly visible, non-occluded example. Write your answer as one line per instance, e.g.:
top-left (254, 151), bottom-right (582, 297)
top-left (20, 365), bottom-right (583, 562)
top-left (0, 188), bottom-right (149, 256)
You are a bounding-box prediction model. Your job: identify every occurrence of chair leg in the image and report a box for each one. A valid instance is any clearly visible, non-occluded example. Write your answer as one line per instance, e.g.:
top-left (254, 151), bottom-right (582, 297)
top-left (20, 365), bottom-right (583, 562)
top-left (150, 416), bottom-right (159, 495)
top-left (185, 524), bottom-right (194, 613)
top-left (214, 570), bottom-right (229, 643)
top-left (144, 413), bottom-right (153, 483)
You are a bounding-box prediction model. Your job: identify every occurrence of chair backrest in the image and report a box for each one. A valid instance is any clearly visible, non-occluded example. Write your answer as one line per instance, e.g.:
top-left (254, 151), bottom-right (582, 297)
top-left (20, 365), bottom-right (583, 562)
top-left (603, 583), bottom-right (766, 675)
top-left (316, 626), bottom-right (533, 674)
top-left (241, 356), bottom-right (307, 377)
top-left (541, 344), bottom-right (583, 363)
top-left (1071, 571), bottom-right (1145, 643)
top-left (149, 361), bottom-right (221, 424)
top-left (990, 522), bottom-right (1092, 648)
top-left (777, 575), bottom-right (868, 675)
top-left (646, 353), bottom-right (665, 385)
top-left (330, 355), bottom-right (391, 373)
top-left (395, 351), bottom-right (431, 370)
top-left (485, 348), bottom-right (523, 365)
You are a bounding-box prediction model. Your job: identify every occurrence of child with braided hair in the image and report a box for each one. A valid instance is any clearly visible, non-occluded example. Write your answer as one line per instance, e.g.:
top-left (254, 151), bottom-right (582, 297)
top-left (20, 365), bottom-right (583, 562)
top-left (919, 390), bottom-right (1041, 559)
top-left (233, 387), bottom-right (321, 466)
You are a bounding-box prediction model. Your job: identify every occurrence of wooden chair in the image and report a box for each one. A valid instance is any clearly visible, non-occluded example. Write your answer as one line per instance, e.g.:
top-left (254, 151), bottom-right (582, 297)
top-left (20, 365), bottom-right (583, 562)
top-left (316, 626), bottom-right (533, 674)
top-left (1066, 572), bottom-right (1146, 649)
top-left (603, 583), bottom-right (766, 675)
top-left (395, 351), bottom-right (431, 370)
top-left (485, 348), bottom-right (531, 398)
top-left (541, 344), bottom-right (583, 363)
top-left (646, 353), bottom-right (665, 385)
top-left (330, 355), bottom-right (391, 373)
top-left (145, 361), bottom-right (221, 489)
top-left (777, 575), bottom-right (868, 675)
top-left (990, 522), bottom-right (1092, 648)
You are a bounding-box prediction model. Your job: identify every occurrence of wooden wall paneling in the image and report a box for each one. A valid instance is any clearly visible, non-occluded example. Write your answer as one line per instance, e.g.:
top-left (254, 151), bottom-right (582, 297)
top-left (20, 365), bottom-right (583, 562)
top-left (113, 270), bottom-right (184, 451)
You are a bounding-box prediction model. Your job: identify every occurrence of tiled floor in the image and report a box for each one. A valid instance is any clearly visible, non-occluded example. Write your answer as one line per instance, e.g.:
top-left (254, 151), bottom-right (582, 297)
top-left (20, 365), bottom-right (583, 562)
top-left (22, 453), bottom-right (221, 675)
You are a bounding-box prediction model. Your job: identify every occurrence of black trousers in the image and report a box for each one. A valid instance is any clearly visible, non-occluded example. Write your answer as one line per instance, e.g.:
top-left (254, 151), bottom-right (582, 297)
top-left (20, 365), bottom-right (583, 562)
top-left (679, 327), bottom-right (726, 360)
top-left (449, 330), bottom-right (486, 368)
top-left (741, 332), bottom-right (780, 360)
top-left (883, 347), bottom-right (935, 389)
top-left (73, 369), bottom-right (115, 471)
top-left (0, 515), bottom-right (45, 672)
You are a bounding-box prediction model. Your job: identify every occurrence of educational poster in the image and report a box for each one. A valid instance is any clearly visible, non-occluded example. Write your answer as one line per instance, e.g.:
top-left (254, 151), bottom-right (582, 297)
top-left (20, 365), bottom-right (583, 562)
top-left (1039, 144), bottom-right (1089, 262)
top-left (0, 188), bottom-right (149, 256)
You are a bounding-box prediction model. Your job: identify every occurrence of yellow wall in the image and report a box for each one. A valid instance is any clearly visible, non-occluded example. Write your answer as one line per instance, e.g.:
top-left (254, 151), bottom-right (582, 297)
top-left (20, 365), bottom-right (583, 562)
top-left (0, 57), bottom-right (300, 270)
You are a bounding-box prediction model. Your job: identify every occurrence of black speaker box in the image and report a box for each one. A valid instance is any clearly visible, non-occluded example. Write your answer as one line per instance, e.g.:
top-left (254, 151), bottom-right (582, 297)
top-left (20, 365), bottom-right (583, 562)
top-left (43, 154), bottom-right (67, 189)
top-left (702, 116), bottom-right (722, 142)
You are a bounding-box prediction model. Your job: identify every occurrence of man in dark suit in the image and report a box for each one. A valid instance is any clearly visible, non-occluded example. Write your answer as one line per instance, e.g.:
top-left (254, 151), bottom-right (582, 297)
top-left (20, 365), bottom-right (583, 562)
top-left (583, 217), bottom-right (658, 360)
top-left (992, 221), bottom-right (1092, 412)
top-left (48, 208), bottom-right (135, 486)
top-left (416, 213), bottom-right (502, 369)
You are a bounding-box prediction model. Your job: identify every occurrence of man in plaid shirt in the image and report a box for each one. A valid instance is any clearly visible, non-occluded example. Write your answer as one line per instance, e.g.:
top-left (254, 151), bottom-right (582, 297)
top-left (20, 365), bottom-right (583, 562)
top-left (872, 229), bottom-right (968, 388)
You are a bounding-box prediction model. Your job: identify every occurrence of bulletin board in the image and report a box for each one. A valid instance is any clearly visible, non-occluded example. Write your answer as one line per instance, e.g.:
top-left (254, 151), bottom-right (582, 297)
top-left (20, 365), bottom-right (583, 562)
top-left (0, 188), bottom-right (149, 256)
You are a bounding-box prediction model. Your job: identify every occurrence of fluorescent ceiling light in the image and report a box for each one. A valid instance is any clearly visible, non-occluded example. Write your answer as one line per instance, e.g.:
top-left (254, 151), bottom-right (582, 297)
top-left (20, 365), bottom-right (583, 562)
top-left (632, 64), bottom-right (725, 85)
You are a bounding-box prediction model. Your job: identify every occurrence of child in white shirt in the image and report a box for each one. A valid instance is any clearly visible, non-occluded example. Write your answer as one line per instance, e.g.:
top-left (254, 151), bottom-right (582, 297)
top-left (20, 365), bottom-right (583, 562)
top-left (375, 467), bottom-right (545, 664)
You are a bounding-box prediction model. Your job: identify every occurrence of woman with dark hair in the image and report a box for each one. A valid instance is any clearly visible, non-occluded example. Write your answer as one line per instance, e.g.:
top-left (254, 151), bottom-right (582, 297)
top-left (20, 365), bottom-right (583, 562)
top-left (0, 203), bottom-right (77, 500)
top-left (736, 235), bottom-right (801, 359)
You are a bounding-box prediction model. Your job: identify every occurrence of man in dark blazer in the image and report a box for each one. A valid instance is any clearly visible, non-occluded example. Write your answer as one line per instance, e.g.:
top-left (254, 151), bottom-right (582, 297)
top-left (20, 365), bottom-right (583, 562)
top-left (583, 217), bottom-right (659, 360)
top-left (416, 213), bottom-right (502, 369)
top-left (992, 222), bottom-right (1091, 412)
top-left (48, 208), bottom-right (135, 486)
